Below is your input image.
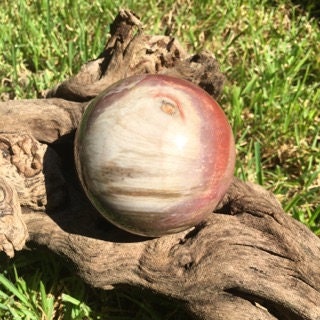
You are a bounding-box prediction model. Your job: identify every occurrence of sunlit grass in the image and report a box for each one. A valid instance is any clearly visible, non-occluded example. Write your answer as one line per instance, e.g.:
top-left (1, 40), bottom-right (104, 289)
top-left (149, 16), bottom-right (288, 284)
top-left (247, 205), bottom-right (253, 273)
top-left (0, 0), bottom-right (319, 318)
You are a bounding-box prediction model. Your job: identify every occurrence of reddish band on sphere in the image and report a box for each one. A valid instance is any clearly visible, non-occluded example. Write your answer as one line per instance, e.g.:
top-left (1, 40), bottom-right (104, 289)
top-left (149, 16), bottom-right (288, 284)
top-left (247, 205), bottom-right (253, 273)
top-left (75, 74), bottom-right (235, 237)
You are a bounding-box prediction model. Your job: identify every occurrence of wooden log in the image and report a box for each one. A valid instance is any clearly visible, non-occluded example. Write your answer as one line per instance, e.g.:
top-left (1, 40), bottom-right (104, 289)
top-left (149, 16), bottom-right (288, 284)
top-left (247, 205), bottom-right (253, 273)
top-left (0, 9), bottom-right (319, 319)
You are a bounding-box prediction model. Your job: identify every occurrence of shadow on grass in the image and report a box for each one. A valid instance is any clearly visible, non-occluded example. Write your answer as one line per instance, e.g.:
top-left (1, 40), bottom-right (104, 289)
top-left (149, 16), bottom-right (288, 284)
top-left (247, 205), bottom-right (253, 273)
top-left (0, 249), bottom-right (192, 320)
top-left (290, 0), bottom-right (320, 20)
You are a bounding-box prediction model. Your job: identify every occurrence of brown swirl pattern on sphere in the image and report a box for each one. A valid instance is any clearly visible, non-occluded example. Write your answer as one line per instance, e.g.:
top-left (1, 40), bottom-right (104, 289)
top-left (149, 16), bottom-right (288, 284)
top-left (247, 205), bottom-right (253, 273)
top-left (75, 74), bottom-right (235, 237)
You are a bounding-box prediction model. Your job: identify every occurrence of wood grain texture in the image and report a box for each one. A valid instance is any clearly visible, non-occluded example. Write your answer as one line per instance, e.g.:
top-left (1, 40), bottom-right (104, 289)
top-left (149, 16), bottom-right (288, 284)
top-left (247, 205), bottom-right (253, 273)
top-left (0, 9), bottom-right (319, 319)
top-left (0, 177), bottom-right (28, 257)
top-left (22, 178), bottom-right (320, 320)
top-left (0, 98), bottom-right (85, 143)
top-left (45, 10), bottom-right (224, 102)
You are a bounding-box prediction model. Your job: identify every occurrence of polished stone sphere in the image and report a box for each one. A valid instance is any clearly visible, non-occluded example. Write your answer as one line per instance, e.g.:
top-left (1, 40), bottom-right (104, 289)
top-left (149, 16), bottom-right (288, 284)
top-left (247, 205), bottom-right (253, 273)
top-left (74, 74), bottom-right (235, 237)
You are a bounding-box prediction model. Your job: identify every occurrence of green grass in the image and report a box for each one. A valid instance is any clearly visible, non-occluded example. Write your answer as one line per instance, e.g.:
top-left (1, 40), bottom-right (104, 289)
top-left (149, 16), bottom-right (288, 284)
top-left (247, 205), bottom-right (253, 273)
top-left (0, 0), bottom-right (319, 318)
top-left (0, 251), bottom-right (189, 319)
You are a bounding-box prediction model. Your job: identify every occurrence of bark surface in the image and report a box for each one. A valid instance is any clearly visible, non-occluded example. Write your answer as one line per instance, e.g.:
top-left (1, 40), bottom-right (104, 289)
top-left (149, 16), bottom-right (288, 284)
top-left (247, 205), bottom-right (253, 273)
top-left (0, 9), bottom-right (319, 320)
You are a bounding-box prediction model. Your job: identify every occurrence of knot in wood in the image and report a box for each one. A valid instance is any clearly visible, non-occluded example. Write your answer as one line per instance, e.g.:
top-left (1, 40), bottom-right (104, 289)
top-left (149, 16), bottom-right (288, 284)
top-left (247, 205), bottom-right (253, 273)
top-left (0, 134), bottom-right (43, 177)
top-left (0, 177), bottom-right (28, 257)
top-left (0, 133), bottom-right (64, 211)
top-left (0, 182), bottom-right (14, 216)
top-left (177, 252), bottom-right (194, 270)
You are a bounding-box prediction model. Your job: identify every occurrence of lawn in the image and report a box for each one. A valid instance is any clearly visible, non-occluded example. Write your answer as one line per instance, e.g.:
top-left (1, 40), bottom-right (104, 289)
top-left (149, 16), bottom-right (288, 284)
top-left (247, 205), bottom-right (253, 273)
top-left (0, 0), bottom-right (319, 318)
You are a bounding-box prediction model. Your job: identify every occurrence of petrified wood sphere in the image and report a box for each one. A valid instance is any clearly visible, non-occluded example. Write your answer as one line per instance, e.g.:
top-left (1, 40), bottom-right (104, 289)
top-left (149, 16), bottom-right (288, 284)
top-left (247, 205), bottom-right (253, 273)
top-left (74, 74), bottom-right (235, 236)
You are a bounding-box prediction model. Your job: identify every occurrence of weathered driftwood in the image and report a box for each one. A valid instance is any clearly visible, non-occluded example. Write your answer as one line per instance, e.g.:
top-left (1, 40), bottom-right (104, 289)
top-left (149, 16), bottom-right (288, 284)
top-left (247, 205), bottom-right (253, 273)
top-left (0, 9), bottom-right (319, 320)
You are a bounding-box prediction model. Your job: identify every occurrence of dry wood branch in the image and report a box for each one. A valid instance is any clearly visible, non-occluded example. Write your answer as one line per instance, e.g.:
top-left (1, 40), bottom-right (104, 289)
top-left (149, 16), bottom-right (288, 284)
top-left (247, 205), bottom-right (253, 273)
top-left (0, 99), bottom-right (85, 143)
top-left (0, 9), bottom-right (319, 320)
top-left (22, 178), bottom-right (320, 320)
top-left (45, 10), bottom-right (224, 102)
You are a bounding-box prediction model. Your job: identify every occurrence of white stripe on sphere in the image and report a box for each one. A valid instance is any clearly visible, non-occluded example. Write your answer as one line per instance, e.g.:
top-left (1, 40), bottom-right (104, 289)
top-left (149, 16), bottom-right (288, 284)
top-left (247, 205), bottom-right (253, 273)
top-left (83, 86), bottom-right (203, 213)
